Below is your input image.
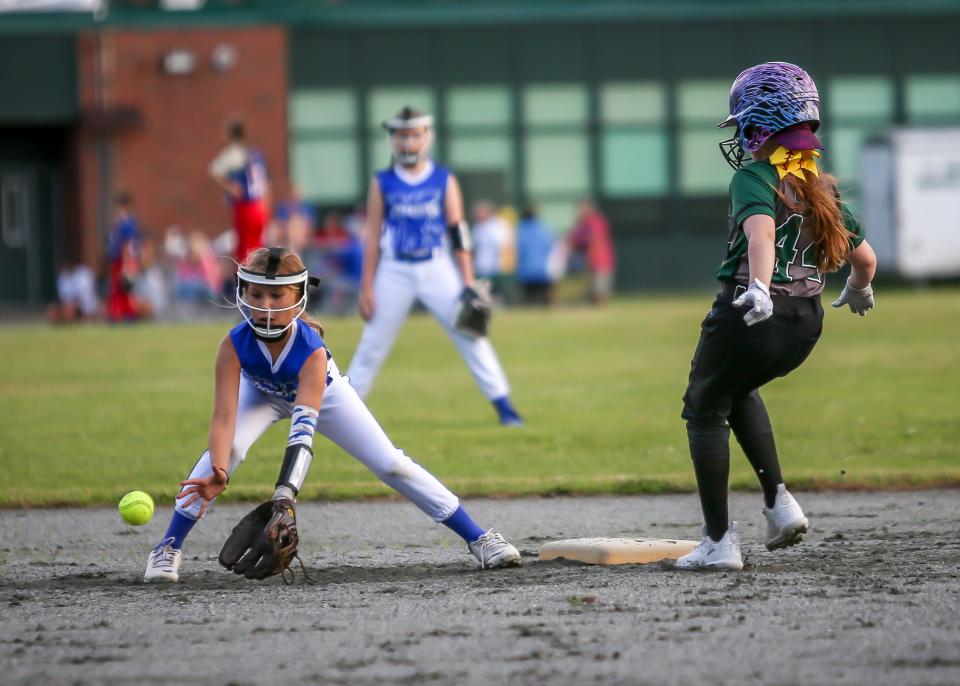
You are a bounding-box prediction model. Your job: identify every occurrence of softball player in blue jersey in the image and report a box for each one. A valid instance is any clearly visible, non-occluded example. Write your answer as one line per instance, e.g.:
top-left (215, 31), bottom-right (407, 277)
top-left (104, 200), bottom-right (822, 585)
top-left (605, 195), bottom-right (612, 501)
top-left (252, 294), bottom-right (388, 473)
top-left (675, 62), bottom-right (877, 571)
top-left (346, 107), bottom-right (523, 427)
top-left (144, 247), bottom-right (521, 582)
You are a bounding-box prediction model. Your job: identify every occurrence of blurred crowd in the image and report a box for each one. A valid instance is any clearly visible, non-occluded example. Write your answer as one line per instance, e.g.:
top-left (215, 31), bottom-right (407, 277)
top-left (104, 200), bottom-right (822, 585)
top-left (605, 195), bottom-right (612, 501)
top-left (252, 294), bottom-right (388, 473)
top-left (47, 117), bottom-right (617, 326)
top-left (47, 191), bottom-right (616, 326)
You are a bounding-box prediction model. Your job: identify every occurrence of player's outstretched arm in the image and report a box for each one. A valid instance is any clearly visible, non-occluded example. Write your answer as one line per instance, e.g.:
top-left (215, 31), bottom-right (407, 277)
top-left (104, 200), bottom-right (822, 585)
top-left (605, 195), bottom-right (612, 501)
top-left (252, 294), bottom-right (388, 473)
top-left (733, 214), bottom-right (776, 326)
top-left (833, 239), bottom-right (877, 315)
top-left (178, 336), bottom-right (240, 515)
top-left (359, 177), bottom-right (385, 321)
top-left (272, 348), bottom-right (328, 499)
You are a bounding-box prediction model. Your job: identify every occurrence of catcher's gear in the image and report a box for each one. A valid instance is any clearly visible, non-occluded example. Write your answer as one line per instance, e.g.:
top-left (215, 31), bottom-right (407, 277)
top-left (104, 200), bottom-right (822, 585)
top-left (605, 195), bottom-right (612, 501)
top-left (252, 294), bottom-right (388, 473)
top-left (831, 277), bottom-right (874, 315)
top-left (382, 106), bottom-right (434, 167)
top-left (218, 499), bottom-right (301, 582)
top-left (732, 278), bottom-right (774, 327)
top-left (454, 285), bottom-right (491, 339)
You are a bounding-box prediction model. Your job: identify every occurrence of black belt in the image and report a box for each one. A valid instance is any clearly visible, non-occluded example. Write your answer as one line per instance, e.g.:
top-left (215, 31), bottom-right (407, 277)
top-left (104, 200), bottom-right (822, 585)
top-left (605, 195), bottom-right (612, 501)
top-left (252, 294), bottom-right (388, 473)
top-left (718, 281), bottom-right (820, 304)
top-left (719, 282), bottom-right (749, 300)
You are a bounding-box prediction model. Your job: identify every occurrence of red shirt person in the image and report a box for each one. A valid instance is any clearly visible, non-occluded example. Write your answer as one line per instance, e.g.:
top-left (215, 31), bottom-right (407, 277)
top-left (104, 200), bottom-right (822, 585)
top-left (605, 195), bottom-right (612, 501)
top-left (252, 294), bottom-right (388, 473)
top-left (567, 199), bottom-right (616, 303)
top-left (209, 119), bottom-right (271, 263)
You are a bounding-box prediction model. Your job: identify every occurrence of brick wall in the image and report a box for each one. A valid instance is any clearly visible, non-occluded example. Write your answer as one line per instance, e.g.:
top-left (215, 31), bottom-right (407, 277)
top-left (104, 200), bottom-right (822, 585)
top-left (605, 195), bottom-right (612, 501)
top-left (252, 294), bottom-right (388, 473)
top-left (74, 26), bottom-right (288, 265)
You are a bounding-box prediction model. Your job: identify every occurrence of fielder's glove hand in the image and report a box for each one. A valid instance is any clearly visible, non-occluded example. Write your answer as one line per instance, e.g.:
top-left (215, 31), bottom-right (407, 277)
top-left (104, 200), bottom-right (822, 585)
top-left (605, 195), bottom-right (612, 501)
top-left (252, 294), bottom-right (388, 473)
top-left (454, 284), bottom-right (492, 339)
top-left (831, 277), bottom-right (874, 316)
top-left (218, 499), bottom-right (299, 582)
top-left (732, 278), bottom-right (774, 327)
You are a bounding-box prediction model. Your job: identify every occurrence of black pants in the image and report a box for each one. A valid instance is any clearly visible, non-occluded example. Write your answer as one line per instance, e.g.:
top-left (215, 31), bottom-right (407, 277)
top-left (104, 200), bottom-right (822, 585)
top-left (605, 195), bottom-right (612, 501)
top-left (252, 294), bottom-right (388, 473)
top-left (681, 283), bottom-right (824, 538)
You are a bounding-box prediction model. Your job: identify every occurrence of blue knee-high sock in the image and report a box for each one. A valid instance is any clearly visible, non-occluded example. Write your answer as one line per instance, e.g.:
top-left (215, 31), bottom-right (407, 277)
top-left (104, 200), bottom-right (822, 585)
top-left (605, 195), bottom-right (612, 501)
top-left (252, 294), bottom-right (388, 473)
top-left (441, 505), bottom-right (487, 544)
top-left (160, 511), bottom-right (198, 550)
top-left (492, 396), bottom-right (523, 425)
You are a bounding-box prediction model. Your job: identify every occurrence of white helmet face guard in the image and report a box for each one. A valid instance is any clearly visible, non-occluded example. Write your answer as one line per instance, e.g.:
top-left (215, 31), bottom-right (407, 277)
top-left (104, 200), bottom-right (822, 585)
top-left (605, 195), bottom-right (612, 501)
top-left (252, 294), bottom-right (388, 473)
top-left (384, 115), bottom-right (434, 167)
top-left (236, 266), bottom-right (309, 340)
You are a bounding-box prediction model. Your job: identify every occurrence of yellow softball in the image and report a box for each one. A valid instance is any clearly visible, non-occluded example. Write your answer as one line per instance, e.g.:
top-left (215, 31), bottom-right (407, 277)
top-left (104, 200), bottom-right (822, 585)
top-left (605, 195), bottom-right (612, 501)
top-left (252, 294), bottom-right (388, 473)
top-left (118, 491), bottom-right (154, 526)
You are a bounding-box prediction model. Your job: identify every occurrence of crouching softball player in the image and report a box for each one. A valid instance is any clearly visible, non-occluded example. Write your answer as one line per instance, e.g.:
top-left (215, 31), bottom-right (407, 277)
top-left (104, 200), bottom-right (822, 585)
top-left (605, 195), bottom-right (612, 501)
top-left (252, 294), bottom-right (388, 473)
top-left (675, 61), bottom-right (877, 571)
top-left (144, 247), bottom-right (520, 582)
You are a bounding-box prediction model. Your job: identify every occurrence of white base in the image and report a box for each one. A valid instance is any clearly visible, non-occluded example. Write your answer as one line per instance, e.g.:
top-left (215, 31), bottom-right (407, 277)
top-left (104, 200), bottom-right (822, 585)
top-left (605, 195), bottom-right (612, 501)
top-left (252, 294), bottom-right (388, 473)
top-left (539, 537), bottom-right (699, 565)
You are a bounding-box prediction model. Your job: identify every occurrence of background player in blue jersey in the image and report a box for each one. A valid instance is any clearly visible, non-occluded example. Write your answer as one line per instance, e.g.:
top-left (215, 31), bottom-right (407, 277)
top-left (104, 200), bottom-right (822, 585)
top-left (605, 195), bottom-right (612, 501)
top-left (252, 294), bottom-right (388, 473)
top-left (144, 247), bottom-right (521, 582)
top-left (346, 107), bottom-right (523, 427)
top-left (674, 62), bottom-right (878, 571)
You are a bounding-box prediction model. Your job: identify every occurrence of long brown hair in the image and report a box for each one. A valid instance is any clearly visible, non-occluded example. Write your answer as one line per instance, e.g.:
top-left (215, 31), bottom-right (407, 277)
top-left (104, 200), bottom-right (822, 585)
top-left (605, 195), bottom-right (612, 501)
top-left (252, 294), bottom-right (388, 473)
top-left (778, 169), bottom-right (854, 273)
top-left (242, 247), bottom-right (324, 337)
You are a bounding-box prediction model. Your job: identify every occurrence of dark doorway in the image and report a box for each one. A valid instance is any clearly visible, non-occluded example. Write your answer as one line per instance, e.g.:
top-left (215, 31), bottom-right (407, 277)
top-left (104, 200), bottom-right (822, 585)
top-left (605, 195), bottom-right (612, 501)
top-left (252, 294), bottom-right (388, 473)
top-left (0, 127), bottom-right (67, 307)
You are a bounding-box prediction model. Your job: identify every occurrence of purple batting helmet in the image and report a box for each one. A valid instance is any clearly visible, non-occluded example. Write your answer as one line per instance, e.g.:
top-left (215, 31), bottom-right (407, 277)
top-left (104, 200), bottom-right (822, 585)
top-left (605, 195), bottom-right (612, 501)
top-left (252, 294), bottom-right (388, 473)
top-left (718, 61), bottom-right (821, 169)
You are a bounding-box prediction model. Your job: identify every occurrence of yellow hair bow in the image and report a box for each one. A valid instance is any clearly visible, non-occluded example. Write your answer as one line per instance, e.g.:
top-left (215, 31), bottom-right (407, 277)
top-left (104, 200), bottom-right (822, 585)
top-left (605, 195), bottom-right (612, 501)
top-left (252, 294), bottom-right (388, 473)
top-left (769, 146), bottom-right (821, 181)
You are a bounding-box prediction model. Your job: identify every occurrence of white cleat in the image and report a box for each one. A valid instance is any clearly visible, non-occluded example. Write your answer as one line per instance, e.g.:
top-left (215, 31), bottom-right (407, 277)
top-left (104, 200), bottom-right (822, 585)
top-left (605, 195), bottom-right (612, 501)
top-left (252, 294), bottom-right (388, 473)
top-left (144, 537), bottom-right (182, 583)
top-left (763, 484), bottom-right (809, 551)
top-left (469, 530), bottom-right (521, 569)
top-left (675, 522), bottom-right (744, 571)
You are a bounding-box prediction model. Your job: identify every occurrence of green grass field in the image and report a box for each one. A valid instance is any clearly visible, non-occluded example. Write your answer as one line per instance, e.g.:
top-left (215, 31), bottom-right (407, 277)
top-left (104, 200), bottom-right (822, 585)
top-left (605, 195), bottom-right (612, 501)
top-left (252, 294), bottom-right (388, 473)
top-left (1, 287), bottom-right (958, 507)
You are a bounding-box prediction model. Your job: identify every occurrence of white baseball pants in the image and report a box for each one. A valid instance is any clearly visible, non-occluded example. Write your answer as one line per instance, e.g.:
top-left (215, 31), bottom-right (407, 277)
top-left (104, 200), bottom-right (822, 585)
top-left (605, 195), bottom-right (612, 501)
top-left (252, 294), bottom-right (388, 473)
top-left (346, 255), bottom-right (510, 400)
top-left (175, 360), bottom-right (460, 522)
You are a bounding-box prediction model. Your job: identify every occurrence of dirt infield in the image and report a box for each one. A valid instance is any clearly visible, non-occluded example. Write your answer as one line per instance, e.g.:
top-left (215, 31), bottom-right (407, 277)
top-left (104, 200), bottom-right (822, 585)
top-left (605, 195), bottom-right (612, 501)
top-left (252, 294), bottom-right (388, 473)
top-left (2, 490), bottom-right (959, 685)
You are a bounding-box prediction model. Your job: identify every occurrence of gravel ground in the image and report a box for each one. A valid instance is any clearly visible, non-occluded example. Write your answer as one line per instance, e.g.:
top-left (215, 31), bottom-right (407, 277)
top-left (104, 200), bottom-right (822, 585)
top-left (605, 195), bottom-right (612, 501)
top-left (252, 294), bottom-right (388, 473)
top-left (2, 490), bottom-right (959, 686)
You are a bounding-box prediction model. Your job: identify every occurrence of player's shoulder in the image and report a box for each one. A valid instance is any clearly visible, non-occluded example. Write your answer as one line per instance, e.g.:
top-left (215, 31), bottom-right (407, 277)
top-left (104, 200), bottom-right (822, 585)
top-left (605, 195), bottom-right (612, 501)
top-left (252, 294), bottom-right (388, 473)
top-left (729, 160), bottom-right (778, 197)
top-left (225, 321), bottom-right (250, 353)
top-left (733, 160), bottom-right (777, 184)
top-left (219, 327), bottom-right (244, 365)
top-left (296, 319), bottom-right (326, 351)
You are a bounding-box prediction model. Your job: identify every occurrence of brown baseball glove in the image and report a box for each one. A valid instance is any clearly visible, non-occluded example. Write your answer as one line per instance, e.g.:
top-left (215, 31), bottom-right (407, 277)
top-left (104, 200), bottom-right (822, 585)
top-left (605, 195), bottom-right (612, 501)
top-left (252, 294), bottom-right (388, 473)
top-left (218, 499), bottom-right (300, 582)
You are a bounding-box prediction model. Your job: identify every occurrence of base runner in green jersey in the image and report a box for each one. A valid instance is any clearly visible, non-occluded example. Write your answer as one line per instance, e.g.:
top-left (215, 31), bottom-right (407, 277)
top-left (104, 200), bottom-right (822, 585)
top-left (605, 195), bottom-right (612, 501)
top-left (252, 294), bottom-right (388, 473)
top-left (675, 62), bottom-right (878, 571)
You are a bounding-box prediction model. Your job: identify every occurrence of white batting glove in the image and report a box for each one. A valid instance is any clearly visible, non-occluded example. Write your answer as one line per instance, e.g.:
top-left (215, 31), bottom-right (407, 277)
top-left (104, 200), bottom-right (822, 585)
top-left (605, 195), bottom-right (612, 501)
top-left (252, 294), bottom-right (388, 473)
top-left (831, 277), bottom-right (874, 316)
top-left (732, 278), bottom-right (773, 327)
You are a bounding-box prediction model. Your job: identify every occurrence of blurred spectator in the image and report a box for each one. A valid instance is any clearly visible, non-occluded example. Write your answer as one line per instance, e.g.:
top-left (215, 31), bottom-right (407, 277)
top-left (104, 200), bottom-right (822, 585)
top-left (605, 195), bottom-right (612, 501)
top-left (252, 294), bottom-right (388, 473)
top-left (135, 235), bottom-right (171, 319)
top-left (471, 200), bottom-right (514, 303)
top-left (304, 210), bottom-right (362, 315)
top-left (209, 116), bottom-right (270, 263)
top-left (46, 259), bottom-right (100, 324)
top-left (173, 232), bottom-right (222, 319)
top-left (314, 210), bottom-right (351, 251)
top-left (343, 203), bottom-right (366, 237)
top-left (267, 185), bottom-right (316, 256)
top-left (567, 199), bottom-right (616, 304)
top-left (325, 225), bottom-right (364, 315)
top-left (106, 192), bottom-right (152, 322)
top-left (516, 204), bottom-right (556, 306)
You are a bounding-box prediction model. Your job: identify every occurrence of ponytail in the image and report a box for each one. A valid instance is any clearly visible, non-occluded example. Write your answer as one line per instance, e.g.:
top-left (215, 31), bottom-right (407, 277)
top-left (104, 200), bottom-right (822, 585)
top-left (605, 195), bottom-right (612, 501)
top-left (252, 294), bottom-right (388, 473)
top-left (302, 312), bottom-right (325, 338)
top-left (779, 170), bottom-right (854, 273)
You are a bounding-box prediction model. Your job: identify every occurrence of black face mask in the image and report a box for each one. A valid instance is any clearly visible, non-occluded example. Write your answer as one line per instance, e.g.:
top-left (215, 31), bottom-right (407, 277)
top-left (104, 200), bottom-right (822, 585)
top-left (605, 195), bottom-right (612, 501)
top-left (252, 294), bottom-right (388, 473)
top-left (719, 136), bottom-right (746, 170)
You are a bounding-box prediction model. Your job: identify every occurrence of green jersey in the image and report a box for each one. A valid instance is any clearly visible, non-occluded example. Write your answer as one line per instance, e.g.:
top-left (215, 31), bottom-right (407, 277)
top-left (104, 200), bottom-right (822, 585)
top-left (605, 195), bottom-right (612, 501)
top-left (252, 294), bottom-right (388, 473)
top-left (716, 160), bottom-right (865, 297)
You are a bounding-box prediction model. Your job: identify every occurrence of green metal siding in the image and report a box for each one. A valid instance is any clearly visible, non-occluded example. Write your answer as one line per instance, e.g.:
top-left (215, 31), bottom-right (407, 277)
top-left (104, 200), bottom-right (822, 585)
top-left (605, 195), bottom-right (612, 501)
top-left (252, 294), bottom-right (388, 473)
top-left (0, 34), bottom-right (77, 124)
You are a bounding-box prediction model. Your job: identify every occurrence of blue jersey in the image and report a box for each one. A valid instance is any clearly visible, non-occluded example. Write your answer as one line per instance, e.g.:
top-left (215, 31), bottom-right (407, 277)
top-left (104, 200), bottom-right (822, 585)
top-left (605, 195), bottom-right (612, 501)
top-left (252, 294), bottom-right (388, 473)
top-left (107, 216), bottom-right (140, 262)
top-left (229, 319), bottom-right (331, 402)
top-left (228, 149), bottom-right (268, 203)
top-left (376, 162), bottom-right (449, 261)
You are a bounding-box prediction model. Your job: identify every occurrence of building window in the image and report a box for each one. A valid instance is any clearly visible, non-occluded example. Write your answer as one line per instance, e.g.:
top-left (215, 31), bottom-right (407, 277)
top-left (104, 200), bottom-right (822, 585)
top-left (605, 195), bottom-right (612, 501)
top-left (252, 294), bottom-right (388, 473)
top-left (599, 82), bottom-right (668, 196)
top-left (289, 89), bottom-right (360, 203)
top-left (906, 74), bottom-right (960, 124)
top-left (523, 84), bottom-right (587, 126)
top-left (524, 133), bottom-right (589, 194)
top-left (445, 86), bottom-right (515, 197)
top-left (448, 86), bottom-right (512, 127)
top-left (677, 79), bottom-right (731, 194)
top-left (826, 77), bottom-right (895, 210)
top-left (521, 83), bottom-right (589, 232)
